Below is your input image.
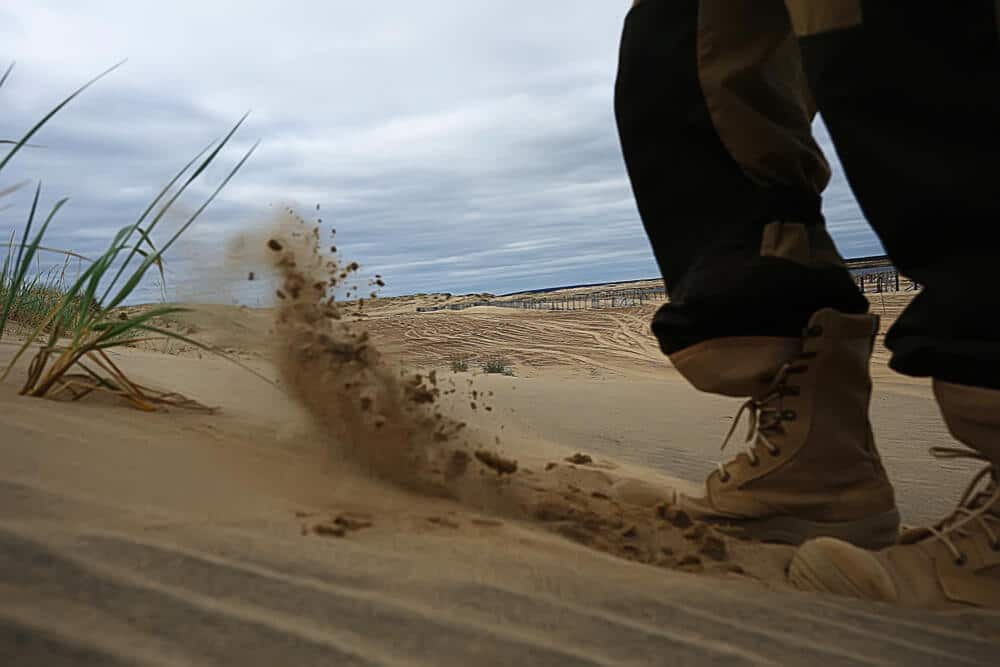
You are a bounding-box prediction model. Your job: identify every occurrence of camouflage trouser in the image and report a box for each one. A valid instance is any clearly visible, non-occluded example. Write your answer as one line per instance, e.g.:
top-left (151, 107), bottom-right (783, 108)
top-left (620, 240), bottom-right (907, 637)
top-left (616, 0), bottom-right (1000, 389)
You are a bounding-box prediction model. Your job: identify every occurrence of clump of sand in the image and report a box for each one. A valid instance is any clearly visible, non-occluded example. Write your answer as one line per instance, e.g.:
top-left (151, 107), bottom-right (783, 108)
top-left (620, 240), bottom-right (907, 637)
top-left (266, 215), bottom-right (470, 493)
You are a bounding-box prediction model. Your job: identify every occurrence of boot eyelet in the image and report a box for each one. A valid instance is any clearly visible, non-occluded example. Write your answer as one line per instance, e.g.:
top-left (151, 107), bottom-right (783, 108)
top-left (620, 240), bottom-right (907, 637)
top-left (955, 554), bottom-right (968, 567)
top-left (782, 410), bottom-right (797, 421)
top-left (992, 541), bottom-right (1000, 553)
top-left (719, 472), bottom-right (731, 483)
top-left (769, 447), bottom-right (782, 457)
top-left (748, 457), bottom-right (760, 468)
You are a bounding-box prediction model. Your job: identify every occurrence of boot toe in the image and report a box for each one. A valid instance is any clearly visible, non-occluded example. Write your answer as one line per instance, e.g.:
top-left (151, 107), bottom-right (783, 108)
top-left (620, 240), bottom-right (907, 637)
top-left (789, 537), bottom-right (898, 602)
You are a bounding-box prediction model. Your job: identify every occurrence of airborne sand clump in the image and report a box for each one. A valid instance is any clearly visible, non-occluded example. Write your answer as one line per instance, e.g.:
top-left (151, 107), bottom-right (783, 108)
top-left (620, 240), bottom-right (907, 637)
top-left (265, 216), bottom-right (471, 493)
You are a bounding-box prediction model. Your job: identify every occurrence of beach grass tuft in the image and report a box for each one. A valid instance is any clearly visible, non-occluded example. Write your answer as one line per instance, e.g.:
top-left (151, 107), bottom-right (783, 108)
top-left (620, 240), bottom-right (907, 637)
top-left (481, 357), bottom-right (514, 376)
top-left (0, 62), bottom-right (260, 410)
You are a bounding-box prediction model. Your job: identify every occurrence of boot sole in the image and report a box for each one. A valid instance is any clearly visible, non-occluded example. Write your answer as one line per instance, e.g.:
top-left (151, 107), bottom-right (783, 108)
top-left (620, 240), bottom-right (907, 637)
top-left (712, 508), bottom-right (900, 549)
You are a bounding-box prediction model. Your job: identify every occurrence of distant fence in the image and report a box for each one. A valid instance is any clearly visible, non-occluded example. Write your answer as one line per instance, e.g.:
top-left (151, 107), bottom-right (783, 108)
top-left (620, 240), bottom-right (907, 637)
top-left (417, 301), bottom-right (491, 313)
top-left (416, 286), bottom-right (666, 313)
top-left (853, 269), bottom-right (919, 294)
top-left (417, 257), bottom-right (918, 313)
top-left (493, 286), bottom-right (666, 311)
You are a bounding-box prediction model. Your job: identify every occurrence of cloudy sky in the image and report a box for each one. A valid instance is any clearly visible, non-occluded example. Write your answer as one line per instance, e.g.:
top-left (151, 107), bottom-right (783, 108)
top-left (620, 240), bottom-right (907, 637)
top-left (1, 1), bottom-right (881, 303)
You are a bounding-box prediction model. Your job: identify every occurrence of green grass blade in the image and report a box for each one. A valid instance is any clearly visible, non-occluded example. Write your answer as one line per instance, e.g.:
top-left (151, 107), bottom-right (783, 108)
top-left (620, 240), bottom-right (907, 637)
top-left (97, 141), bottom-right (215, 305)
top-left (0, 242), bottom-right (93, 263)
top-left (178, 113), bottom-right (250, 191)
top-left (1, 231), bottom-right (14, 293)
top-left (116, 115), bottom-right (244, 246)
top-left (0, 62), bottom-right (13, 89)
top-left (0, 184), bottom-right (41, 337)
top-left (153, 137), bottom-right (259, 256)
top-left (101, 116), bottom-right (250, 308)
top-left (11, 184), bottom-right (40, 284)
top-left (74, 263), bottom-right (106, 336)
top-left (105, 129), bottom-right (258, 310)
top-left (0, 195), bottom-right (70, 339)
top-left (71, 226), bottom-right (135, 336)
top-left (0, 60), bottom-right (125, 175)
top-left (92, 305), bottom-right (191, 344)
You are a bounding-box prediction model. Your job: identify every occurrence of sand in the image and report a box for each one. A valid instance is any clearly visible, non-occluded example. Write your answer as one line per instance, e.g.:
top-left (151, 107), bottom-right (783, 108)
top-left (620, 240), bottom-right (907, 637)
top-left (2, 272), bottom-right (998, 664)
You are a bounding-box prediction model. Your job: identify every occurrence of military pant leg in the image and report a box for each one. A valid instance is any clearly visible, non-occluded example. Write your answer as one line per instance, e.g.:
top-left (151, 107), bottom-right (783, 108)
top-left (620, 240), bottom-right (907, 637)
top-left (615, 0), bottom-right (867, 356)
top-left (785, 1), bottom-right (1000, 389)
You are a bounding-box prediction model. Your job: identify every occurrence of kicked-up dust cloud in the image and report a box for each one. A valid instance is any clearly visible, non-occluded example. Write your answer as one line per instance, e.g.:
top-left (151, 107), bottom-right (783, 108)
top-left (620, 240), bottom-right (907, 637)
top-left (264, 212), bottom-right (477, 494)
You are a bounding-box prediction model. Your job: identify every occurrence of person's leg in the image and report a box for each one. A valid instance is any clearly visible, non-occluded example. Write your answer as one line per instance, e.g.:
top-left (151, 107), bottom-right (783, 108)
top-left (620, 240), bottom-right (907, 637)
top-left (615, 0), bottom-right (897, 547)
top-left (615, 0), bottom-right (868, 355)
top-left (785, 1), bottom-right (1000, 393)
top-left (782, 0), bottom-right (1000, 608)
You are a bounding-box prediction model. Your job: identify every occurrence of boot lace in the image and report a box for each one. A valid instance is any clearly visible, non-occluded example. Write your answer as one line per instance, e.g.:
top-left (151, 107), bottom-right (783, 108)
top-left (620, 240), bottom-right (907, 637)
top-left (716, 359), bottom-right (807, 482)
top-left (921, 447), bottom-right (1000, 565)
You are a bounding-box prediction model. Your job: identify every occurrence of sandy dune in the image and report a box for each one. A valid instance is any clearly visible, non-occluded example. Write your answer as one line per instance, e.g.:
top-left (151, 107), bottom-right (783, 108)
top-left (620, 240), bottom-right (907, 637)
top-left (369, 305), bottom-right (669, 378)
top-left (2, 288), bottom-right (998, 664)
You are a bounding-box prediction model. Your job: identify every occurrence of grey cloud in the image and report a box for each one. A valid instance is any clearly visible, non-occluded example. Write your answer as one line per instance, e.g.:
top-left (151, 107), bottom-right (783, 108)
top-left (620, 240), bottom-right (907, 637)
top-left (1, 1), bottom-right (882, 306)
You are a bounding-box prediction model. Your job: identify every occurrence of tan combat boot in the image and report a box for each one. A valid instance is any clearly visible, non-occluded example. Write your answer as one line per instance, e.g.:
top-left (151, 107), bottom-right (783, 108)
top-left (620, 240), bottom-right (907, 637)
top-left (789, 380), bottom-right (1000, 609)
top-left (667, 308), bottom-right (899, 548)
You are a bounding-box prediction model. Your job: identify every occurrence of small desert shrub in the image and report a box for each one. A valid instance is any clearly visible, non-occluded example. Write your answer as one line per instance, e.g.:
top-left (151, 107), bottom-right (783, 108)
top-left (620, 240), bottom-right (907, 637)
top-left (450, 356), bottom-right (470, 373)
top-left (481, 357), bottom-right (514, 376)
top-left (0, 61), bottom-right (263, 410)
